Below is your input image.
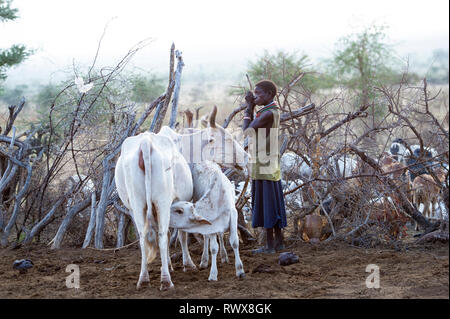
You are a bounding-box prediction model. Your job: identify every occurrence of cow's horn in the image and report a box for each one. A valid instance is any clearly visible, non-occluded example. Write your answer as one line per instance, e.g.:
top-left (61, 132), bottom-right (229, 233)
top-left (209, 105), bottom-right (217, 128)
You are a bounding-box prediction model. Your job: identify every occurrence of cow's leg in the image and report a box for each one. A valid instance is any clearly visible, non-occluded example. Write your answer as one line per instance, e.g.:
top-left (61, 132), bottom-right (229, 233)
top-left (122, 163), bottom-right (153, 289)
top-left (178, 230), bottom-right (197, 271)
top-left (414, 193), bottom-right (420, 231)
top-left (437, 197), bottom-right (444, 224)
top-left (167, 231), bottom-right (173, 272)
top-left (156, 202), bottom-right (174, 291)
top-left (431, 197), bottom-right (438, 222)
top-left (414, 202), bottom-right (423, 231)
top-left (132, 207), bottom-right (150, 289)
top-left (208, 234), bottom-right (219, 281)
top-left (218, 232), bottom-right (229, 264)
top-left (229, 210), bottom-right (245, 279)
top-left (136, 236), bottom-right (150, 288)
top-left (423, 200), bottom-right (430, 221)
top-left (199, 234), bottom-right (209, 269)
top-left (125, 193), bottom-right (151, 289)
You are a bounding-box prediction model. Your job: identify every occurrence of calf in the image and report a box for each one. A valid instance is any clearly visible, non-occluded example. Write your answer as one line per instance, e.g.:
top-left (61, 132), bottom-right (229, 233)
top-left (411, 168), bottom-right (447, 229)
top-left (381, 159), bottom-right (410, 187)
top-left (406, 146), bottom-right (438, 181)
top-left (369, 196), bottom-right (409, 239)
top-left (170, 161), bottom-right (245, 281)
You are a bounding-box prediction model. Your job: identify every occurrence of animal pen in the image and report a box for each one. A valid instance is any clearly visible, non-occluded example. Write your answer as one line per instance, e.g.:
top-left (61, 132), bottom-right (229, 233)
top-left (0, 44), bottom-right (448, 298)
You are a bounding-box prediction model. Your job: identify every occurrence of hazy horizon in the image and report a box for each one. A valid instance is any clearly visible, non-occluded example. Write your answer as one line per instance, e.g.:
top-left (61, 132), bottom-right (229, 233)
top-left (1, 0), bottom-right (449, 87)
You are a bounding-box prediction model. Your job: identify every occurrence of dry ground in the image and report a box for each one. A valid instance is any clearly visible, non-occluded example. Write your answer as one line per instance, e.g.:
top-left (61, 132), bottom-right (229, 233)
top-left (0, 233), bottom-right (448, 299)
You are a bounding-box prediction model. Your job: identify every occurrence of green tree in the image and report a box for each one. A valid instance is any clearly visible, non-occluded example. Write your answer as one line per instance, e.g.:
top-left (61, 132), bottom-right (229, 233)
top-left (246, 50), bottom-right (333, 95)
top-left (34, 83), bottom-right (63, 116)
top-left (327, 24), bottom-right (410, 119)
top-left (426, 49), bottom-right (449, 84)
top-left (0, 83), bottom-right (28, 105)
top-left (129, 74), bottom-right (165, 104)
top-left (0, 0), bottom-right (32, 90)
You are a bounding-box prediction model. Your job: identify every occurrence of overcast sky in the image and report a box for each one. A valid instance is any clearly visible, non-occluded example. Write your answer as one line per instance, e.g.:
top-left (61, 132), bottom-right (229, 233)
top-left (1, 0), bottom-right (449, 85)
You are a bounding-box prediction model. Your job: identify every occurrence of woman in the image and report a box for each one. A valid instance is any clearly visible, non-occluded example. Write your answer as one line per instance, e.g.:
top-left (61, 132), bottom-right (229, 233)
top-left (243, 80), bottom-right (287, 254)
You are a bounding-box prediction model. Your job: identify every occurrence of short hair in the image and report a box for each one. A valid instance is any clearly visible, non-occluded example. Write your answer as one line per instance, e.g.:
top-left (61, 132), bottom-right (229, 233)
top-left (255, 80), bottom-right (277, 99)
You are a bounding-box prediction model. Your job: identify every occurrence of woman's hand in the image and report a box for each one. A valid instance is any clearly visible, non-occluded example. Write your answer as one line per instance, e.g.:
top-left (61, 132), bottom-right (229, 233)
top-left (245, 91), bottom-right (255, 116)
top-left (245, 91), bottom-right (256, 111)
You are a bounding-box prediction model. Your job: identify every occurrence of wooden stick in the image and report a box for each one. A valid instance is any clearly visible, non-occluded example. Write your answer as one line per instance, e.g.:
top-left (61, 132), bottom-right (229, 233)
top-left (82, 192), bottom-right (97, 249)
top-left (246, 74), bottom-right (253, 91)
top-left (169, 50), bottom-right (185, 128)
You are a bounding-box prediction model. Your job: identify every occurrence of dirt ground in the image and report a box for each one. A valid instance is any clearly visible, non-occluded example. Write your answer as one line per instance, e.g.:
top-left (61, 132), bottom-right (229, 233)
top-left (0, 231), bottom-right (448, 299)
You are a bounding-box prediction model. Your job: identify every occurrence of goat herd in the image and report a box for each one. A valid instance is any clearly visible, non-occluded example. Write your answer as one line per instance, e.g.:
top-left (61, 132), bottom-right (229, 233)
top-left (281, 140), bottom-right (448, 238)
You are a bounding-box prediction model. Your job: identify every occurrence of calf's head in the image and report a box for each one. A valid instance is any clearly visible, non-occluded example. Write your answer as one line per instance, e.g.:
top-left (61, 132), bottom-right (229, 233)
top-left (169, 201), bottom-right (211, 229)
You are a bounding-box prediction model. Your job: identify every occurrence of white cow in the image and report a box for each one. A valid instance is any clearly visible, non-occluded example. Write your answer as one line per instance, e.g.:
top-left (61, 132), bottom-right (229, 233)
top-left (327, 154), bottom-right (358, 178)
top-left (159, 106), bottom-right (249, 272)
top-left (65, 174), bottom-right (95, 196)
top-left (115, 131), bottom-right (193, 290)
top-left (159, 107), bottom-right (249, 172)
top-left (280, 152), bottom-right (312, 180)
top-left (115, 106), bottom-right (249, 290)
top-left (169, 161), bottom-right (245, 281)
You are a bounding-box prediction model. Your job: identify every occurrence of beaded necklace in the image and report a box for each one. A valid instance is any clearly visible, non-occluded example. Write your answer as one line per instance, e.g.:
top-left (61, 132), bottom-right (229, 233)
top-left (256, 101), bottom-right (278, 118)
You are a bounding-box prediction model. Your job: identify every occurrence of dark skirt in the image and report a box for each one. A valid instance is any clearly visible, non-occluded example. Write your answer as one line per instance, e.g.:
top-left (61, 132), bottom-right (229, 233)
top-left (251, 179), bottom-right (288, 229)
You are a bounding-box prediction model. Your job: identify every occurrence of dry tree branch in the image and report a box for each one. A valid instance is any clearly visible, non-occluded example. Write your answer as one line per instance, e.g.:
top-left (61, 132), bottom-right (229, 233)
top-left (151, 43), bottom-right (176, 133)
top-left (169, 50), bottom-right (185, 128)
top-left (222, 104), bottom-right (247, 129)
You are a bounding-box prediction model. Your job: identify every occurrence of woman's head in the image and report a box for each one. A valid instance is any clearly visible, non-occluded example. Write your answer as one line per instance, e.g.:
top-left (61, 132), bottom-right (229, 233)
top-left (254, 80), bottom-right (277, 106)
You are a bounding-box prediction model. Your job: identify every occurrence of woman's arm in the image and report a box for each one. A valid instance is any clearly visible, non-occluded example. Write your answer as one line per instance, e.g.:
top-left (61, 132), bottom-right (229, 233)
top-left (244, 111), bottom-right (273, 131)
top-left (242, 91), bottom-right (255, 131)
top-left (242, 90), bottom-right (274, 131)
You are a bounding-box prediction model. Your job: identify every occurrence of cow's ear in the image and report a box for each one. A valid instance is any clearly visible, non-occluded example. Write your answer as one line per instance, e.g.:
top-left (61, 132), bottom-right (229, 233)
top-left (196, 218), bottom-right (212, 225)
top-left (189, 214), bottom-right (211, 225)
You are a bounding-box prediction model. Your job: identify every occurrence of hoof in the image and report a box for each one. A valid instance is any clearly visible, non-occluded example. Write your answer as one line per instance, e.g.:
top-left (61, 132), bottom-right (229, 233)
top-left (136, 278), bottom-right (149, 290)
top-left (183, 264), bottom-right (197, 272)
top-left (199, 262), bottom-right (208, 269)
top-left (208, 276), bottom-right (218, 282)
top-left (160, 281), bottom-right (174, 291)
top-left (237, 272), bottom-right (245, 279)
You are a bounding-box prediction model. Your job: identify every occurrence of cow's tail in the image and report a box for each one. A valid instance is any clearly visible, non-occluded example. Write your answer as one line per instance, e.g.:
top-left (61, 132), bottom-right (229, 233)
top-left (140, 136), bottom-right (158, 265)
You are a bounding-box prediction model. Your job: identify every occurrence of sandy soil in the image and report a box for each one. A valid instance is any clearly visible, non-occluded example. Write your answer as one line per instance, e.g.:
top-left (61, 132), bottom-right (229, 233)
top-left (0, 234), bottom-right (448, 299)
